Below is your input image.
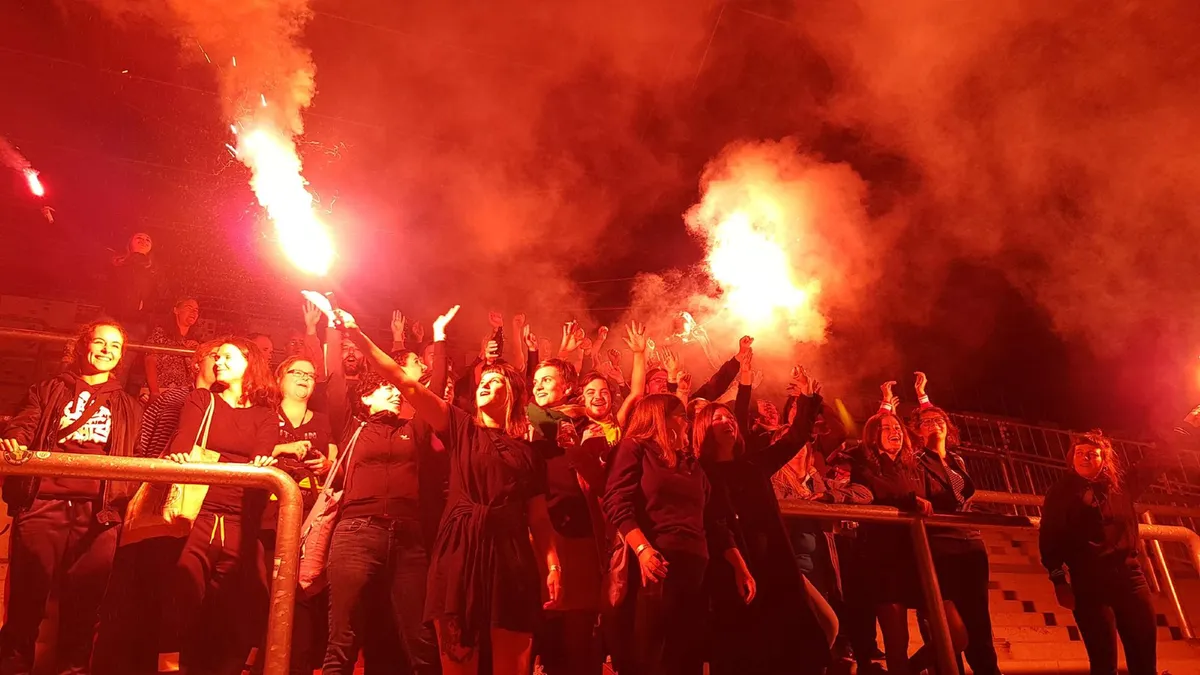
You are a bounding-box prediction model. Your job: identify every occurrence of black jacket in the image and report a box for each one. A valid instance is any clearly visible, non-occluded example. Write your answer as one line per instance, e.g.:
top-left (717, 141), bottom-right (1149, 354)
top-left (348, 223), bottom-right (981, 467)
top-left (1, 372), bottom-right (142, 523)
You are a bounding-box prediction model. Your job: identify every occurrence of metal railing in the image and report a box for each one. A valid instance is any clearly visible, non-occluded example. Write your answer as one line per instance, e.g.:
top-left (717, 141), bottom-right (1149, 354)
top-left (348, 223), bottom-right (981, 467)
top-left (972, 489), bottom-right (1200, 640)
top-left (778, 498), bottom-right (1200, 675)
top-left (0, 453), bottom-right (303, 675)
top-left (0, 326), bottom-right (193, 355)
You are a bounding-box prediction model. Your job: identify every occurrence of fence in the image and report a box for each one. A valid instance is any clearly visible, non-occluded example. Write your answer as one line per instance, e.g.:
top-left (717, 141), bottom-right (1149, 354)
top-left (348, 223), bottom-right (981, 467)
top-left (0, 453), bottom-right (303, 675)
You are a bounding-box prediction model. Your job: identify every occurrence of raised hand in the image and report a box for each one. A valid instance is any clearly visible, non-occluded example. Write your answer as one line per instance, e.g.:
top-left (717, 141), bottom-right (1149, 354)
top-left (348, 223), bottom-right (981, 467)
top-left (489, 311), bottom-right (504, 329)
top-left (523, 324), bottom-right (538, 351)
top-left (560, 321), bottom-right (582, 354)
top-left (881, 380), bottom-right (896, 402)
top-left (485, 340), bottom-right (500, 364)
top-left (914, 371), bottom-right (929, 399)
top-left (662, 348), bottom-right (680, 377)
top-left (411, 321), bottom-right (425, 345)
top-left (737, 336), bottom-right (754, 363)
top-left (623, 321), bottom-right (647, 353)
top-left (302, 301), bottom-right (322, 333)
top-left (607, 348), bottom-right (621, 365)
top-left (677, 371), bottom-right (692, 396)
top-left (432, 305), bottom-right (460, 342)
top-left (391, 310), bottom-right (408, 342)
top-left (332, 309), bottom-right (359, 332)
top-left (790, 366), bottom-right (816, 397)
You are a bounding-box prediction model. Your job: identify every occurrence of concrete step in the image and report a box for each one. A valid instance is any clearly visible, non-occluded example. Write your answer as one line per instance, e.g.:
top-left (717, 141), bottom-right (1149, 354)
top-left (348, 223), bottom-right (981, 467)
top-left (1008, 638), bottom-right (1200, 662)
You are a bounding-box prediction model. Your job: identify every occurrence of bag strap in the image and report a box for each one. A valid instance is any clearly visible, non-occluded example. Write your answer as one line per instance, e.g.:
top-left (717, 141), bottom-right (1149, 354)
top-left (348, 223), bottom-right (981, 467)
top-left (324, 421), bottom-right (365, 493)
top-left (54, 388), bottom-right (114, 443)
top-left (193, 392), bottom-right (216, 450)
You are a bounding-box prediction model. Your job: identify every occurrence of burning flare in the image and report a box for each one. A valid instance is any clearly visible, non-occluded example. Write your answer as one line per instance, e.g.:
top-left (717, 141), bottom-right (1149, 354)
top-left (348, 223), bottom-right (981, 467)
top-left (239, 127), bottom-right (333, 276)
top-left (23, 169), bottom-right (45, 198)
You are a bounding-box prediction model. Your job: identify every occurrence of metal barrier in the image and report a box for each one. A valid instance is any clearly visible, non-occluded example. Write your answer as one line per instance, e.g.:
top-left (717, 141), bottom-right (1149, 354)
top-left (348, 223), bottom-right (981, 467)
top-left (0, 326), bottom-right (194, 356)
top-left (778, 498), bottom-right (1200, 673)
top-left (0, 453), bottom-right (303, 675)
top-left (973, 489), bottom-right (1200, 641)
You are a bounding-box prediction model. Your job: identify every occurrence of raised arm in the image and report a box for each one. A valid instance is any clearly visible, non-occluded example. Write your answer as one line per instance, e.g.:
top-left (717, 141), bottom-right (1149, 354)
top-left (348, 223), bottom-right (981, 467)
top-left (914, 371), bottom-right (933, 410)
top-left (693, 335), bottom-right (752, 402)
top-left (749, 371), bottom-right (823, 476)
top-left (335, 308), bottom-right (453, 433)
top-left (301, 302), bottom-right (326, 378)
top-left (616, 322), bottom-right (647, 427)
top-left (390, 310), bottom-right (408, 352)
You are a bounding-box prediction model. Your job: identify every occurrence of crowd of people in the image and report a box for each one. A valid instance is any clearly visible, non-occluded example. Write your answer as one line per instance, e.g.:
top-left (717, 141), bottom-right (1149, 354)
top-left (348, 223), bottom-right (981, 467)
top-left (0, 297), bottom-right (1192, 675)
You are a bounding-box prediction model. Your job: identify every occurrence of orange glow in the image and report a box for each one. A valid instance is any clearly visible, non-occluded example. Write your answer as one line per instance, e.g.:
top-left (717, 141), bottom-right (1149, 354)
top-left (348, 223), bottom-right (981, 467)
top-left (706, 210), bottom-right (816, 325)
top-left (23, 169), bottom-right (44, 197)
top-left (238, 127), bottom-right (334, 276)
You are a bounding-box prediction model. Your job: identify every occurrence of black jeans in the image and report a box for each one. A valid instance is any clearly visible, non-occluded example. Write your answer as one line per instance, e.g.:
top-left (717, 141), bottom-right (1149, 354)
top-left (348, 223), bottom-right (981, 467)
top-left (934, 546), bottom-right (999, 675)
top-left (322, 516), bottom-right (439, 675)
top-left (624, 550), bottom-right (708, 675)
top-left (93, 535), bottom-right (187, 675)
top-left (835, 534), bottom-right (880, 663)
top-left (1070, 566), bottom-right (1157, 675)
top-left (0, 498), bottom-right (118, 675)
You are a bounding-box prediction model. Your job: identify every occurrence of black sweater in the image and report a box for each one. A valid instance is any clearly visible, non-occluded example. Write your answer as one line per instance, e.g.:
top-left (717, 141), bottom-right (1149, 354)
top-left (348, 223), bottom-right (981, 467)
top-left (603, 438), bottom-right (735, 559)
top-left (1039, 433), bottom-right (1187, 584)
top-left (337, 413), bottom-right (431, 522)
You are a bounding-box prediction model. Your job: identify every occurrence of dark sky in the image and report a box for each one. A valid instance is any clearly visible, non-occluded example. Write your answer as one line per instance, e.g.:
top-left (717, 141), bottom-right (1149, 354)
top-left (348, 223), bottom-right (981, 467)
top-left (2, 0), bottom-right (1199, 435)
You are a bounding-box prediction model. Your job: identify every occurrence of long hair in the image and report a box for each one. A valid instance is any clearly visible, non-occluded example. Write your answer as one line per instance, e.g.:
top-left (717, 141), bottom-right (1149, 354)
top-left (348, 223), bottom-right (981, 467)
top-left (909, 405), bottom-right (961, 451)
top-left (214, 336), bottom-right (276, 408)
top-left (1070, 429), bottom-right (1125, 489)
top-left (862, 411), bottom-right (918, 470)
top-left (477, 363), bottom-right (530, 439)
top-left (692, 401), bottom-right (746, 463)
top-left (70, 319), bottom-right (128, 372)
top-left (625, 394), bottom-right (688, 468)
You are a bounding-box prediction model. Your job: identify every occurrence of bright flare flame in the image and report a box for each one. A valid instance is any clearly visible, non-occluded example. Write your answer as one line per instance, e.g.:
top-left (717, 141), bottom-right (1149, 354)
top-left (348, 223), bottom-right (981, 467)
top-left (239, 128), bottom-right (334, 276)
top-left (23, 169), bottom-right (44, 197)
top-left (707, 211), bottom-right (815, 325)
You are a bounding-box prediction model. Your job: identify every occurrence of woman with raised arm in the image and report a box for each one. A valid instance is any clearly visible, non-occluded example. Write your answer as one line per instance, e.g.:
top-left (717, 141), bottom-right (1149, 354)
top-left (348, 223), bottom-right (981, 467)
top-left (695, 352), bottom-right (833, 675)
top-left (602, 393), bottom-right (749, 675)
top-left (156, 336), bottom-right (280, 674)
top-left (908, 372), bottom-right (1000, 675)
top-left (0, 321), bottom-right (141, 675)
top-left (850, 383), bottom-right (967, 675)
top-left (1040, 423), bottom-right (1190, 675)
top-left (334, 307), bottom-right (560, 675)
top-left (320, 351), bottom-right (441, 675)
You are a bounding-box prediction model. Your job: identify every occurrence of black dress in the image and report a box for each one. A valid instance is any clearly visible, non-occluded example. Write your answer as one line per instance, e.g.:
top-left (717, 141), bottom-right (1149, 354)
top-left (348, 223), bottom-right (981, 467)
top-left (424, 405), bottom-right (548, 650)
top-left (704, 391), bottom-right (830, 675)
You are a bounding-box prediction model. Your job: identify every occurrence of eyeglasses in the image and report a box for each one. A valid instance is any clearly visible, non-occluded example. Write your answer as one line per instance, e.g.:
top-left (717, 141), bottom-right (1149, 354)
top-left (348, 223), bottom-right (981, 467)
top-left (286, 369), bottom-right (316, 382)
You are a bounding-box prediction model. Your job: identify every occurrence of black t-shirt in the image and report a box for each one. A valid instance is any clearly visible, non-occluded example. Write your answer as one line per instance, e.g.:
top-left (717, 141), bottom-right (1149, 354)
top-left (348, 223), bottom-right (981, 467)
top-left (167, 389), bottom-right (277, 517)
top-left (262, 408), bottom-right (334, 527)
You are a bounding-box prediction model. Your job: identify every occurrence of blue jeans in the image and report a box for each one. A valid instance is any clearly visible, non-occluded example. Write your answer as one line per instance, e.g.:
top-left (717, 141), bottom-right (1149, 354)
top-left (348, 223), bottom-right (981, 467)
top-left (322, 516), bottom-right (439, 675)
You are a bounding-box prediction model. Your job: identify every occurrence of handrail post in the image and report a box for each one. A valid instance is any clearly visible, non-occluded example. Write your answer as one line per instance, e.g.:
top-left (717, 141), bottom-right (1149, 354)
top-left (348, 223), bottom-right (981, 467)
top-left (909, 519), bottom-right (959, 675)
top-left (1140, 512), bottom-right (1194, 639)
top-left (263, 469), bottom-right (303, 675)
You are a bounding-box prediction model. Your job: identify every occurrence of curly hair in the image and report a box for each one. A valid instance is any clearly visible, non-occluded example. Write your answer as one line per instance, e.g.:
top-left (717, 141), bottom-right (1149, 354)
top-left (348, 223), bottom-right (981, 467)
top-left (69, 319), bottom-right (128, 372)
top-left (909, 405), bottom-right (961, 451)
top-left (861, 411), bottom-right (918, 471)
top-left (212, 336), bottom-right (277, 408)
top-left (1069, 429), bottom-right (1125, 489)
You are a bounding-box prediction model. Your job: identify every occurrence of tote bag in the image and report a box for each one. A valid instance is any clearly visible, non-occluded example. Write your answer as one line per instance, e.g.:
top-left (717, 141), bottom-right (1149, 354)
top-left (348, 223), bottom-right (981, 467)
top-left (296, 422), bottom-right (364, 594)
top-left (122, 393), bottom-right (221, 544)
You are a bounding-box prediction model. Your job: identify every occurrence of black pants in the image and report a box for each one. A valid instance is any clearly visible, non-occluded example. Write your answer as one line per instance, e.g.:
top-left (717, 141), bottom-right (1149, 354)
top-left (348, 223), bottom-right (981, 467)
top-left (835, 534), bottom-right (880, 663)
top-left (322, 516), bottom-right (439, 675)
top-left (1071, 567), bottom-right (1157, 675)
top-left (934, 546), bottom-right (999, 675)
top-left (162, 512), bottom-right (268, 675)
top-left (622, 550), bottom-right (708, 675)
top-left (0, 498), bottom-right (118, 675)
top-left (93, 535), bottom-right (187, 675)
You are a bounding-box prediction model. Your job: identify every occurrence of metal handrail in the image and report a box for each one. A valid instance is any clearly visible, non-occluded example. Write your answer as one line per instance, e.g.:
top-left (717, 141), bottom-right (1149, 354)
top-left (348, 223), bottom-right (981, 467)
top-left (777, 500), bottom-right (1200, 673)
top-left (968, 490), bottom-right (1200, 640)
top-left (0, 326), bottom-right (194, 355)
top-left (0, 453), bottom-right (303, 675)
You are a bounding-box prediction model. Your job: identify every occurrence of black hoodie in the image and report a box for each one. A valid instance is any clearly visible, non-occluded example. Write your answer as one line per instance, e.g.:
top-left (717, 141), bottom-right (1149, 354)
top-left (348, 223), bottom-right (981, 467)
top-left (2, 372), bottom-right (141, 521)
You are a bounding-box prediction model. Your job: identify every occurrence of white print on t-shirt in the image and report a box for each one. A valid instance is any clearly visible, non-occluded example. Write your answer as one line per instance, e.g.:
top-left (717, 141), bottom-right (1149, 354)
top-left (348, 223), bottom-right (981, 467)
top-left (58, 390), bottom-right (112, 446)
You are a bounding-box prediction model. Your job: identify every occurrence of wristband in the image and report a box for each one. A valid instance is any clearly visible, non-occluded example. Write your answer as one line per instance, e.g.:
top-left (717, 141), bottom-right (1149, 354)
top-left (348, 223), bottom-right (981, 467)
top-left (635, 543), bottom-right (650, 557)
top-left (918, 395), bottom-right (930, 405)
top-left (878, 403), bottom-right (894, 413)
top-left (549, 564), bottom-right (562, 572)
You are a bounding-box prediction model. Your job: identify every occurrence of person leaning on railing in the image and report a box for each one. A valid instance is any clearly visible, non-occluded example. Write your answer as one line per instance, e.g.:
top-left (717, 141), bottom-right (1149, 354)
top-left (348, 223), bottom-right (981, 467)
top-left (1039, 418), bottom-right (1193, 675)
top-left (848, 382), bottom-right (969, 675)
top-left (908, 372), bottom-right (1002, 675)
top-left (0, 320), bottom-right (141, 675)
